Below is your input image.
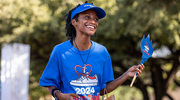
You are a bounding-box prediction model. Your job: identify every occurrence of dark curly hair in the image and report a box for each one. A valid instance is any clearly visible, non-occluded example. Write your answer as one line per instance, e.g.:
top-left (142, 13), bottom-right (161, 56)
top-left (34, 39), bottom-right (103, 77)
top-left (64, 4), bottom-right (80, 40)
top-left (65, 1), bottom-right (95, 40)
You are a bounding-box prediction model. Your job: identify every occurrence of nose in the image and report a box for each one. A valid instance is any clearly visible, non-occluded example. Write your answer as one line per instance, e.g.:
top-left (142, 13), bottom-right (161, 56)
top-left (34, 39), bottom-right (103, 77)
top-left (89, 19), bottom-right (95, 24)
top-left (88, 17), bottom-right (98, 24)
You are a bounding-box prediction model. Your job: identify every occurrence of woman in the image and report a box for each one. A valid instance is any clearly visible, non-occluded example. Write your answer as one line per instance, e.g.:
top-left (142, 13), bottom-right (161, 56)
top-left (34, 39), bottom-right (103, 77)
top-left (39, 1), bottom-right (144, 100)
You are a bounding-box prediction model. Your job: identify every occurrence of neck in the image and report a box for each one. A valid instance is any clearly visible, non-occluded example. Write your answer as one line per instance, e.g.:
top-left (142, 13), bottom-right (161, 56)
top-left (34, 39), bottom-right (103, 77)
top-left (73, 37), bottom-right (91, 51)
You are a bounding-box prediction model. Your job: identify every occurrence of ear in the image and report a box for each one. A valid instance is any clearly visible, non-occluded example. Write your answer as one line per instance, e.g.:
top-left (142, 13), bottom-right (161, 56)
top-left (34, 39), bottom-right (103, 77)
top-left (71, 19), bottom-right (77, 26)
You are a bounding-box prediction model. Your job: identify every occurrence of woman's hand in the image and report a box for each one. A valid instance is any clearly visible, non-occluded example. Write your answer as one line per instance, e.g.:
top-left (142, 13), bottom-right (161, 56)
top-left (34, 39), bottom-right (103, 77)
top-left (126, 64), bottom-right (144, 77)
top-left (102, 64), bottom-right (144, 93)
top-left (46, 86), bottom-right (80, 100)
top-left (56, 92), bottom-right (80, 100)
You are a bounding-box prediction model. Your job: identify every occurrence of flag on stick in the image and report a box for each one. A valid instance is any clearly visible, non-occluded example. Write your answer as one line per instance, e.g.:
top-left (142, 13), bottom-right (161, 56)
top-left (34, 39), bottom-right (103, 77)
top-left (130, 34), bottom-right (154, 87)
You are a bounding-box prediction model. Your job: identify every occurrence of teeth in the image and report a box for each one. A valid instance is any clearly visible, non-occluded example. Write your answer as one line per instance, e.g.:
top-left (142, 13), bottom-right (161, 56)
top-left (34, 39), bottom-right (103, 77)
top-left (87, 26), bottom-right (94, 29)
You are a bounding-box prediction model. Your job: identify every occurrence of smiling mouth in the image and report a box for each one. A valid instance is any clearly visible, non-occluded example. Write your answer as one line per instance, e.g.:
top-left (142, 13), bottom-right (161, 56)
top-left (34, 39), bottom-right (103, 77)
top-left (86, 25), bottom-right (96, 29)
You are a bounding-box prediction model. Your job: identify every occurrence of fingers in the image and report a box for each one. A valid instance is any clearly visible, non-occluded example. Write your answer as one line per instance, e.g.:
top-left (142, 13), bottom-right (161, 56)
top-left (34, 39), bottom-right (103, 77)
top-left (130, 65), bottom-right (138, 71)
top-left (139, 64), bottom-right (144, 70)
top-left (127, 64), bottom-right (145, 77)
top-left (136, 70), bottom-right (142, 77)
top-left (133, 65), bottom-right (140, 71)
top-left (70, 93), bottom-right (80, 98)
top-left (58, 93), bottom-right (80, 100)
top-left (137, 64), bottom-right (144, 76)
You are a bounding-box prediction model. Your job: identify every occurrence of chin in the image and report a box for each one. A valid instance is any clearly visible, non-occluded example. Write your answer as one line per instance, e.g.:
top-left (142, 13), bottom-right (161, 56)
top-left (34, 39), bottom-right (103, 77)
top-left (89, 31), bottom-right (96, 35)
top-left (88, 33), bottom-right (95, 36)
top-left (84, 30), bottom-right (96, 36)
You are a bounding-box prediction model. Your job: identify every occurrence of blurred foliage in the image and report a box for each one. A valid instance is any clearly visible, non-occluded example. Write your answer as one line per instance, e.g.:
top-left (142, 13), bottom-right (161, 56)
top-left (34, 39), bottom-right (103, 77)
top-left (0, 0), bottom-right (180, 100)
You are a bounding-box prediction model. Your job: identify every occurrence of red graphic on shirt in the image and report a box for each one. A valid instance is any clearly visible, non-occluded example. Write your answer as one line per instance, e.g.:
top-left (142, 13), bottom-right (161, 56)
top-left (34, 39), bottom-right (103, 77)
top-left (73, 93), bottom-right (100, 100)
top-left (74, 64), bottom-right (93, 79)
top-left (70, 64), bottom-right (98, 86)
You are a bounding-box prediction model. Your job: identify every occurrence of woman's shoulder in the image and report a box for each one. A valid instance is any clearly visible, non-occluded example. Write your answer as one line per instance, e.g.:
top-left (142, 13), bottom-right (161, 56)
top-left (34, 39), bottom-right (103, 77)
top-left (52, 40), bottom-right (71, 51)
top-left (92, 41), bottom-right (108, 52)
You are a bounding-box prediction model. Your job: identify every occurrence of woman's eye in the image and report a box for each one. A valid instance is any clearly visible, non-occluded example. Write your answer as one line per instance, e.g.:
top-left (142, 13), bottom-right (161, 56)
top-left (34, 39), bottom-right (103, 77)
top-left (85, 16), bottom-right (90, 19)
top-left (94, 18), bottom-right (99, 22)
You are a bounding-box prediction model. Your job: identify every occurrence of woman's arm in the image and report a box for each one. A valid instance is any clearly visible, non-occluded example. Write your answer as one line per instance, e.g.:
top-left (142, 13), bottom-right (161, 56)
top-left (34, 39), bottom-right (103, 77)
top-left (46, 86), bottom-right (80, 100)
top-left (100, 64), bottom-right (144, 95)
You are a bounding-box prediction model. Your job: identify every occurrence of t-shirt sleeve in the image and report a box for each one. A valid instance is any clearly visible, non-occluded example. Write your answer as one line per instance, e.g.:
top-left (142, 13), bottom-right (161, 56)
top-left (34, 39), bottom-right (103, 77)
top-left (39, 46), bottom-right (61, 88)
top-left (100, 50), bottom-right (114, 90)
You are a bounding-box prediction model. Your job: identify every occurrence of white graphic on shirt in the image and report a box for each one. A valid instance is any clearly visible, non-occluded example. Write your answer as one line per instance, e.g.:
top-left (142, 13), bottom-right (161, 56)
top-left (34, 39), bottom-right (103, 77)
top-left (70, 64), bottom-right (98, 86)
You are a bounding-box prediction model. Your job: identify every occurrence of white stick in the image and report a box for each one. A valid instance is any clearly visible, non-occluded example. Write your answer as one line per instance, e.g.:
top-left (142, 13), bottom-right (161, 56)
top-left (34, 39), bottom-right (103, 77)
top-left (130, 74), bottom-right (137, 87)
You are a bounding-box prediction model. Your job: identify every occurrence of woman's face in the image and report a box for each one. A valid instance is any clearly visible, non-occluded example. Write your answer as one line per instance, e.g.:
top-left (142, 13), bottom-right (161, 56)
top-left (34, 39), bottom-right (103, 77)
top-left (72, 10), bottom-right (99, 36)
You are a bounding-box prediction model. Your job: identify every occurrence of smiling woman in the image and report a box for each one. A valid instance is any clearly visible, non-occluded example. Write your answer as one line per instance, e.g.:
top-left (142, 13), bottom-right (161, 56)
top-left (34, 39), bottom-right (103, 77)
top-left (39, 1), bottom-right (144, 100)
top-left (72, 10), bottom-right (99, 38)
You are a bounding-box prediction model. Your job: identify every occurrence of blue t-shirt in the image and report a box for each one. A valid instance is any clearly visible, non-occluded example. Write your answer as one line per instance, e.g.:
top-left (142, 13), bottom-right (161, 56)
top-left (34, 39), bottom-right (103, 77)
top-left (39, 40), bottom-right (114, 100)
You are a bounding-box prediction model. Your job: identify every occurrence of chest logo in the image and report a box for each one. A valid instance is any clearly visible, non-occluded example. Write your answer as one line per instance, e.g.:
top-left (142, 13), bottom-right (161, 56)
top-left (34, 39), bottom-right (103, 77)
top-left (70, 64), bottom-right (98, 86)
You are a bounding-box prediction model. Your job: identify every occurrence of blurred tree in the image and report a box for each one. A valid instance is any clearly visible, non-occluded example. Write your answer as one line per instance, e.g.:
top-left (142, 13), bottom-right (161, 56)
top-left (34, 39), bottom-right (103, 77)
top-left (93, 0), bottom-right (180, 100)
top-left (0, 0), bottom-right (65, 99)
top-left (0, 0), bottom-right (179, 100)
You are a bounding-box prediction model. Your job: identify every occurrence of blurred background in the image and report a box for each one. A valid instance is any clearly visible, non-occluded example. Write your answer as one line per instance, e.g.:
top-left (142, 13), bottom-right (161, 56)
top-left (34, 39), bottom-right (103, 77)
top-left (0, 0), bottom-right (179, 100)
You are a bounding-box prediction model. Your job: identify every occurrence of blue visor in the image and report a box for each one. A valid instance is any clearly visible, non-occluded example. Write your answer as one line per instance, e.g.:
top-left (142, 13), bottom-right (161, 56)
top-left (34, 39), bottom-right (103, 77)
top-left (71, 3), bottom-right (106, 21)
